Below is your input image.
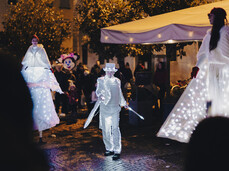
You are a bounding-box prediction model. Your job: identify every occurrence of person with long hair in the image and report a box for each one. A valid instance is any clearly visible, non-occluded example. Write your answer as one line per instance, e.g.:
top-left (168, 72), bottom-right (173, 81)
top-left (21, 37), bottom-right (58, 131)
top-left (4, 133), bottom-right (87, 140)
top-left (157, 8), bottom-right (229, 143)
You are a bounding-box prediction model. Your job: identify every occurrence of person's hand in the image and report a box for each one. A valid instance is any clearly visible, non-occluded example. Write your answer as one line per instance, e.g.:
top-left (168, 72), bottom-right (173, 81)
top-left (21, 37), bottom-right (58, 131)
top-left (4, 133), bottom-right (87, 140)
top-left (99, 95), bottom-right (105, 101)
top-left (124, 105), bottom-right (129, 109)
top-left (191, 66), bottom-right (199, 78)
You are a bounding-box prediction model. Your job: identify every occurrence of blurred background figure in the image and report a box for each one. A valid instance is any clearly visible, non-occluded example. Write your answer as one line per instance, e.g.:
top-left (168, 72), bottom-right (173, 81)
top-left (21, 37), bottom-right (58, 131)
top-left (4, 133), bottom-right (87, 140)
top-left (185, 117), bottom-right (229, 171)
top-left (91, 60), bottom-right (101, 80)
top-left (74, 62), bottom-right (84, 109)
top-left (88, 82), bottom-right (98, 113)
top-left (134, 61), bottom-right (145, 78)
top-left (153, 62), bottom-right (168, 114)
top-left (54, 63), bottom-right (69, 116)
top-left (0, 50), bottom-right (49, 170)
top-left (67, 81), bottom-right (79, 116)
top-left (123, 62), bottom-right (133, 83)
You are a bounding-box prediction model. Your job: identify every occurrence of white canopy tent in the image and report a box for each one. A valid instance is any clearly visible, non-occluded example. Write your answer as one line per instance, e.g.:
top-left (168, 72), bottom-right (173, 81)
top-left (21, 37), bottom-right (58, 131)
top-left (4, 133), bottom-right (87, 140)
top-left (101, 0), bottom-right (229, 44)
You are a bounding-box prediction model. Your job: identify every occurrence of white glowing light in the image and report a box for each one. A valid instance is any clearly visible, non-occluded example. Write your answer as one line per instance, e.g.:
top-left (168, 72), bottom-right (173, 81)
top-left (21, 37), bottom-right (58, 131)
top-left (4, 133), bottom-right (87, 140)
top-left (188, 31), bottom-right (194, 37)
top-left (167, 39), bottom-right (174, 43)
top-left (157, 34), bottom-right (162, 38)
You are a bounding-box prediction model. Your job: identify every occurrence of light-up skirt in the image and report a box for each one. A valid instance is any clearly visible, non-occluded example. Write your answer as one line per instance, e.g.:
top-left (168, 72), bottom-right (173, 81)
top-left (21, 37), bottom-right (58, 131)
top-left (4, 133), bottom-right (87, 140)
top-left (157, 62), bottom-right (229, 143)
top-left (22, 67), bottom-right (62, 131)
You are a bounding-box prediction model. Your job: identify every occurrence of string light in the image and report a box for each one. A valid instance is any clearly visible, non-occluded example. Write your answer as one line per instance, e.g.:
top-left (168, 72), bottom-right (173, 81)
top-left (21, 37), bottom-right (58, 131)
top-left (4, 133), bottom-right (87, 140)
top-left (157, 34), bottom-right (162, 38)
top-left (129, 37), bottom-right (133, 42)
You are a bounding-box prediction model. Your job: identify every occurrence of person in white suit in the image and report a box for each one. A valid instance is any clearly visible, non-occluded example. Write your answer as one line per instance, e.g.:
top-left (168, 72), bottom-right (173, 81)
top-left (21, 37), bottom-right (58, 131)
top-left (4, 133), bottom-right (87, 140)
top-left (96, 63), bottom-right (127, 160)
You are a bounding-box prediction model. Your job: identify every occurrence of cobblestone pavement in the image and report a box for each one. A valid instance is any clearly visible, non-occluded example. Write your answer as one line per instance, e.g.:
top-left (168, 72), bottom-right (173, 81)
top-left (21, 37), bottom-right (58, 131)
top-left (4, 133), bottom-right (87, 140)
top-left (36, 110), bottom-right (186, 171)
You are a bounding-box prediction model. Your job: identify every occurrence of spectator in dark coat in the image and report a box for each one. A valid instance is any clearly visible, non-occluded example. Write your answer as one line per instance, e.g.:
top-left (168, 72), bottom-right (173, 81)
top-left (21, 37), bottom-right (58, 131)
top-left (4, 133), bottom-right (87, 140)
top-left (91, 60), bottom-right (101, 79)
top-left (134, 61), bottom-right (145, 78)
top-left (82, 67), bottom-right (94, 110)
top-left (153, 62), bottom-right (168, 113)
top-left (74, 62), bottom-right (85, 109)
top-left (54, 63), bottom-right (69, 114)
top-left (123, 62), bottom-right (133, 82)
top-left (67, 83), bottom-right (79, 115)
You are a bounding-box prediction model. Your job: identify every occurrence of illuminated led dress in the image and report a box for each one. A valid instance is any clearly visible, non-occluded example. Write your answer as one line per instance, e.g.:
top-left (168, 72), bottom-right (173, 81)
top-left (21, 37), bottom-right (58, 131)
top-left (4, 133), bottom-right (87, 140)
top-left (157, 26), bottom-right (229, 143)
top-left (21, 44), bottom-right (63, 131)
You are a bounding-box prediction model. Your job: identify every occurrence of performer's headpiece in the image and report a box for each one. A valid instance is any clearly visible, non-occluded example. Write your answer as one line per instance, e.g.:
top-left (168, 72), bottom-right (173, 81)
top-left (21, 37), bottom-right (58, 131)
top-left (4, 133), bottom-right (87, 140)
top-left (103, 63), bottom-right (117, 72)
top-left (32, 34), bottom-right (39, 41)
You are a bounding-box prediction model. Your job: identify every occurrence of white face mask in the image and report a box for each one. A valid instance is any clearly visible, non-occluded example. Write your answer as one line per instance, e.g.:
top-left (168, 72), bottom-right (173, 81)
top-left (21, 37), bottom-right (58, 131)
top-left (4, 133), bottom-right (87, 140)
top-left (63, 58), bottom-right (75, 71)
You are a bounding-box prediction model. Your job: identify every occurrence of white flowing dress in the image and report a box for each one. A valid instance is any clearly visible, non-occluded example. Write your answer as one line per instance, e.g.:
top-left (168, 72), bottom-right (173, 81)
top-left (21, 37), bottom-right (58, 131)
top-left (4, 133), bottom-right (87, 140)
top-left (21, 45), bottom-right (63, 131)
top-left (157, 26), bottom-right (229, 143)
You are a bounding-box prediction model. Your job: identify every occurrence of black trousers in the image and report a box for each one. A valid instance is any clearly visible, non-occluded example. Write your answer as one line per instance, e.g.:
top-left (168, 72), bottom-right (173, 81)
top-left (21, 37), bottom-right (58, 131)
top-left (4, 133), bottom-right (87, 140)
top-left (55, 93), bottom-right (68, 114)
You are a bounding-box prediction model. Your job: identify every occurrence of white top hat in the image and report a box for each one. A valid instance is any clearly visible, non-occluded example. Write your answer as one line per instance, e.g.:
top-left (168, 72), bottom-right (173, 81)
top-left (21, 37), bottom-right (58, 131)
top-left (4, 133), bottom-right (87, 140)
top-left (103, 63), bottom-right (118, 72)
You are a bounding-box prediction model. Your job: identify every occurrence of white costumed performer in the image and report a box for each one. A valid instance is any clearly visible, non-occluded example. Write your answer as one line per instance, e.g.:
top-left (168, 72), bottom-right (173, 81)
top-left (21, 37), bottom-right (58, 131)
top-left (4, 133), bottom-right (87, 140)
top-left (96, 63), bottom-right (127, 160)
top-left (157, 8), bottom-right (229, 143)
top-left (21, 35), bottom-right (63, 144)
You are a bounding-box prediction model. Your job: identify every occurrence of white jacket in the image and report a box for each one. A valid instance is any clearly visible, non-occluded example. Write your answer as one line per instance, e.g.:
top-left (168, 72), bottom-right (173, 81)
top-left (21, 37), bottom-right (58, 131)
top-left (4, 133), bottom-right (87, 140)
top-left (96, 75), bottom-right (126, 130)
top-left (96, 75), bottom-right (126, 107)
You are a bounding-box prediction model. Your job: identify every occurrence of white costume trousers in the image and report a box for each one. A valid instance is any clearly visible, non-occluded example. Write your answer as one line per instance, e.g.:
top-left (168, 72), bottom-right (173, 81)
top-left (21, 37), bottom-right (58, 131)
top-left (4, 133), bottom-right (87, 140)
top-left (102, 126), bottom-right (121, 154)
top-left (100, 107), bottom-right (121, 154)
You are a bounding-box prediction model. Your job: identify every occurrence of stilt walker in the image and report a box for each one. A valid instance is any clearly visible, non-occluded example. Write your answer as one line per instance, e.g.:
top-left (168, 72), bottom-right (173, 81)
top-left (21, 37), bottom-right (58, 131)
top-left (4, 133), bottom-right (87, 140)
top-left (157, 8), bottom-right (229, 143)
top-left (21, 35), bottom-right (63, 144)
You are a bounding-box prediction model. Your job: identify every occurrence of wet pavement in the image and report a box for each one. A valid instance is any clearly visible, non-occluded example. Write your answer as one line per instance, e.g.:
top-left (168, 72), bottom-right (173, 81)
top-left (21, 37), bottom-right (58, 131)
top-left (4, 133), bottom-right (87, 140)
top-left (36, 109), bottom-right (186, 171)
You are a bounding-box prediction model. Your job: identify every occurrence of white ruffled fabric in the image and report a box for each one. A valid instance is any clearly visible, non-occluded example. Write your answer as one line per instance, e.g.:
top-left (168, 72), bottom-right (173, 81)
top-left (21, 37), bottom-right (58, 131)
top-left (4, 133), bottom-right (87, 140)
top-left (21, 45), bottom-right (63, 131)
top-left (22, 44), bottom-right (51, 68)
top-left (157, 26), bottom-right (229, 143)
